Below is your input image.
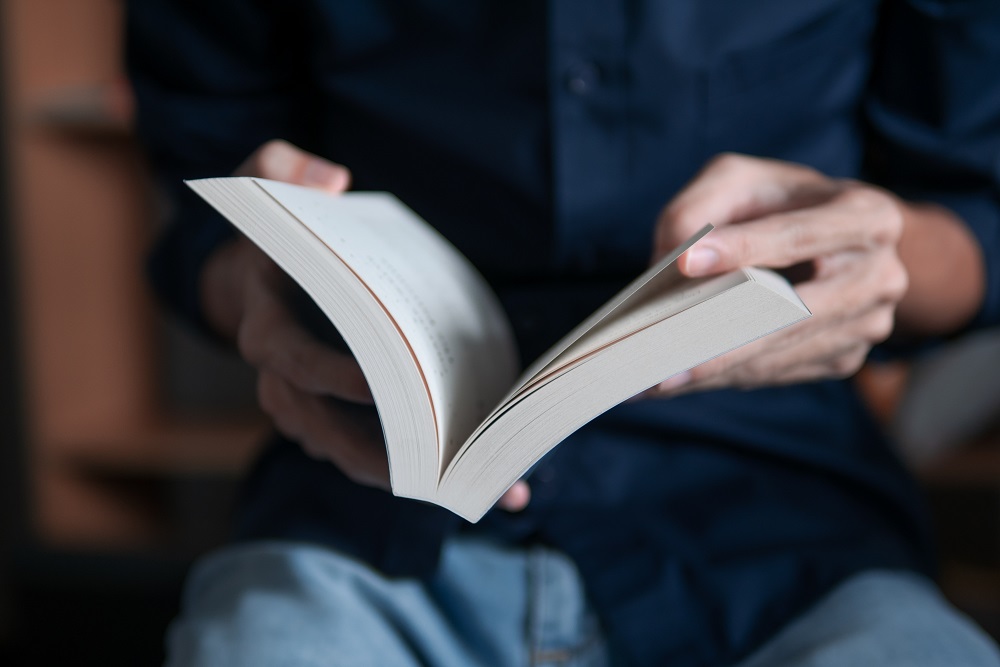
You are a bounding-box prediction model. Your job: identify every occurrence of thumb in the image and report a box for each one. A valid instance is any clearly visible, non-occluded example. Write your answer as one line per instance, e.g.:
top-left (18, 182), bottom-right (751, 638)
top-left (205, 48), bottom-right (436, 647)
top-left (235, 139), bottom-right (351, 193)
top-left (652, 154), bottom-right (834, 267)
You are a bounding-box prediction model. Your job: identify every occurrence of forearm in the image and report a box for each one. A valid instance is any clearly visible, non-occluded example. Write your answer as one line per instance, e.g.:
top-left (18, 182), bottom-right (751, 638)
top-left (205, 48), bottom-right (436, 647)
top-left (894, 200), bottom-right (986, 336)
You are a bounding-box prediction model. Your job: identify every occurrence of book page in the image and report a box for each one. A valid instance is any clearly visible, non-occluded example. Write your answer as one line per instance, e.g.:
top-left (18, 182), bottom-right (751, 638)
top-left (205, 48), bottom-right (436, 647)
top-left (460, 267), bottom-right (752, 447)
top-left (510, 224), bottom-right (715, 394)
top-left (440, 269), bottom-right (811, 520)
top-left (253, 180), bottom-right (519, 468)
top-left (536, 267), bottom-right (751, 382)
top-left (459, 225), bottom-right (715, 445)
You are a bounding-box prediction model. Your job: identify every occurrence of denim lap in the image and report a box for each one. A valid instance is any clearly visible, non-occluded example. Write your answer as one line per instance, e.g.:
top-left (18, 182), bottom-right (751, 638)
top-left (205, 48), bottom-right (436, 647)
top-left (166, 539), bottom-right (999, 667)
top-left (734, 570), bottom-right (1000, 667)
top-left (166, 538), bottom-right (607, 667)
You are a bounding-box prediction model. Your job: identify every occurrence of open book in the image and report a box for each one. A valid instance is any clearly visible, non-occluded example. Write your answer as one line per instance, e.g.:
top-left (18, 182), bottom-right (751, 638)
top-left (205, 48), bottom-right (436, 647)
top-left (189, 178), bottom-right (811, 521)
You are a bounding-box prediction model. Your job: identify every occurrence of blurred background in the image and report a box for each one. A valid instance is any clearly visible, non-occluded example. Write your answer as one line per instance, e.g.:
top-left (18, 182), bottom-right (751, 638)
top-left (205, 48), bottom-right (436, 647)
top-left (0, 1), bottom-right (997, 665)
top-left (0, 1), bottom-right (267, 664)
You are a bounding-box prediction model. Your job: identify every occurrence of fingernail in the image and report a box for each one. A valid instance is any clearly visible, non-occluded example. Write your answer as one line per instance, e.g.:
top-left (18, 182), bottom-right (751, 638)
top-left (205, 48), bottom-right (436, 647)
top-left (657, 371), bottom-right (692, 392)
top-left (684, 247), bottom-right (719, 275)
top-left (302, 159), bottom-right (349, 191)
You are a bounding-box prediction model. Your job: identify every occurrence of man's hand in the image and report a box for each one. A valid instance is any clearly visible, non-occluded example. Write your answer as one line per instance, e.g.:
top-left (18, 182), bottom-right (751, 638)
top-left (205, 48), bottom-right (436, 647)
top-left (645, 153), bottom-right (983, 397)
top-left (201, 140), bottom-right (392, 487)
top-left (200, 140), bottom-right (530, 509)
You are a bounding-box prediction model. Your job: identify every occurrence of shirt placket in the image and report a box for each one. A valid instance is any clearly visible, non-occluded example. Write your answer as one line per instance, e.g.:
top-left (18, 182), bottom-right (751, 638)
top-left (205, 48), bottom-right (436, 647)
top-left (548, 0), bottom-right (631, 273)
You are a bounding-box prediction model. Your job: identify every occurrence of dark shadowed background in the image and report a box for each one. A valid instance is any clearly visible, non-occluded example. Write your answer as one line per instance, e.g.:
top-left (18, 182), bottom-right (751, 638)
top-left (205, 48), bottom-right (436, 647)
top-left (0, 1), bottom-right (998, 665)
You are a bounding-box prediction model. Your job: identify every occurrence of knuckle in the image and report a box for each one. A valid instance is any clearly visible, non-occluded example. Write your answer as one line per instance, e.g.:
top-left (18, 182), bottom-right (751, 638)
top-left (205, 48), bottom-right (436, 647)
top-left (689, 365), bottom-right (710, 383)
top-left (867, 309), bottom-right (896, 343)
top-left (829, 357), bottom-right (854, 379)
top-left (836, 184), bottom-right (881, 211)
top-left (236, 322), bottom-right (265, 366)
top-left (837, 186), bottom-right (903, 244)
top-left (883, 259), bottom-right (909, 301)
top-left (791, 161), bottom-right (823, 181)
top-left (877, 205), bottom-right (904, 244)
top-left (254, 139), bottom-right (293, 178)
top-left (656, 203), bottom-right (701, 253)
top-left (811, 254), bottom-right (835, 279)
top-left (830, 349), bottom-right (867, 379)
top-left (786, 219), bottom-right (818, 256)
top-left (708, 152), bottom-right (750, 174)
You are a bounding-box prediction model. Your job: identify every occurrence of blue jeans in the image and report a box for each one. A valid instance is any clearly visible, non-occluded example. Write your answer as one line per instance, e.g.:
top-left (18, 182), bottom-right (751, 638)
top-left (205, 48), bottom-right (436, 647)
top-left (166, 538), bottom-right (1000, 666)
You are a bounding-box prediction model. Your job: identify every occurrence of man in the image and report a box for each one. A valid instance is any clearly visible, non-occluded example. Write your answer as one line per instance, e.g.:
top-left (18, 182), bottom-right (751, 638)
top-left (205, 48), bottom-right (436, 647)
top-left (128, 1), bottom-right (1000, 665)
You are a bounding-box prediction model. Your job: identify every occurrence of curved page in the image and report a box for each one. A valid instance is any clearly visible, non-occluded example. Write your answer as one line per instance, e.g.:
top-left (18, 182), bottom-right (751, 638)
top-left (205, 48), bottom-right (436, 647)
top-left (189, 178), bottom-right (519, 498)
top-left (249, 180), bottom-right (518, 472)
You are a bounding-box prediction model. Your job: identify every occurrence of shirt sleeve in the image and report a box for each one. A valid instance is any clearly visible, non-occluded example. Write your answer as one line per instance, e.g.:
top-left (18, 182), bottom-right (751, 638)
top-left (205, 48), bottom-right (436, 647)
top-left (125, 0), bottom-right (461, 577)
top-left (865, 0), bottom-right (1000, 329)
top-left (126, 0), bottom-right (306, 334)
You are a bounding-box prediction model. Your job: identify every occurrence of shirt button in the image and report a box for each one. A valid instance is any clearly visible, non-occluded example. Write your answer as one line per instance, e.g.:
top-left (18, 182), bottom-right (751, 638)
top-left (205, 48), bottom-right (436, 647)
top-left (565, 61), bottom-right (600, 95)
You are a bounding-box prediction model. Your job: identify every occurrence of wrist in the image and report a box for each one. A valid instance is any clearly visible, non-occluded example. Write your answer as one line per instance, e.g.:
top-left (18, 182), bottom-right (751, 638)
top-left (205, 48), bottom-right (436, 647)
top-left (894, 200), bottom-right (986, 336)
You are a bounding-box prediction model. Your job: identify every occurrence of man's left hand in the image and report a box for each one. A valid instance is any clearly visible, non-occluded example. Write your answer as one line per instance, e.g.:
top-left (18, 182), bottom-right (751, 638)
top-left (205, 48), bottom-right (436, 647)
top-left (646, 153), bottom-right (909, 396)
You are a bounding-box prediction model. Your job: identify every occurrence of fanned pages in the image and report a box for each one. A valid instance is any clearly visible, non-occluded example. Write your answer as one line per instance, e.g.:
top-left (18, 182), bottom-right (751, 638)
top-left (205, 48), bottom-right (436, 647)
top-left (189, 178), bottom-right (811, 521)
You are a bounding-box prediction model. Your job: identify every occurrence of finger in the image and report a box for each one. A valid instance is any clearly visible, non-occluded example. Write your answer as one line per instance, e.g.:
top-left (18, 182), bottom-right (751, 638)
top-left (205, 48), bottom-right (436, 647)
top-left (655, 153), bottom-right (838, 259)
top-left (258, 371), bottom-right (389, 489)
top-left (730, 342), bottom-right (872, 387)
top-left (652, 340), bottom-right (866, 397)
top-left (686, 268), bottom-right (896, 382)
top-left (641, 242), bottom-right (903, 398)
top-left (696, 333), bottom-right (875, 391)
top-left (643, 323), bottom-right (802, 398)
top-left (239, 296), bottom-right (374, 404)
top-left (235, 139), bottom-right (351, 193)
top-left (793, 248), bottom-right (907, 327)
top-left (496, 481), bottom-right (531, 512)
top-left (653, 298), bottom-right (892, 397)
top-left (680, 187), bottom-right (904, 277)
top-left (644, 270), bottom-right (897, 399)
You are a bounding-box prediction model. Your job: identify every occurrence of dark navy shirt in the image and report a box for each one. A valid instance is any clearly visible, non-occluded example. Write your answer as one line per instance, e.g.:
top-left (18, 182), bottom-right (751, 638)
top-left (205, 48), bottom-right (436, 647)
top-left (127, 1), bottom-right (1000, 665)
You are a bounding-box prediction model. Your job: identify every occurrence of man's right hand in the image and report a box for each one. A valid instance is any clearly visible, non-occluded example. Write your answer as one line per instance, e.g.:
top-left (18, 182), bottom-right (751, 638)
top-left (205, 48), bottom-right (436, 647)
top-left (198, 140), bottom-right (531, 509)
top-left (200, 140), bottom-right (391, 488)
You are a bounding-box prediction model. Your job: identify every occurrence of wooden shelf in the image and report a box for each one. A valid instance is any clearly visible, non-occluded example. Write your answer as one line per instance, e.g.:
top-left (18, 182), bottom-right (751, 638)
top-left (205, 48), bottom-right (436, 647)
top-left (3, 0), bottom-right (266, 552)
top-left (26, 80), bottom-right (133, 137)
top-left (31, 416), bottom-right (269, 551)
top-left (55, 417), bottom-right (269, 477)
